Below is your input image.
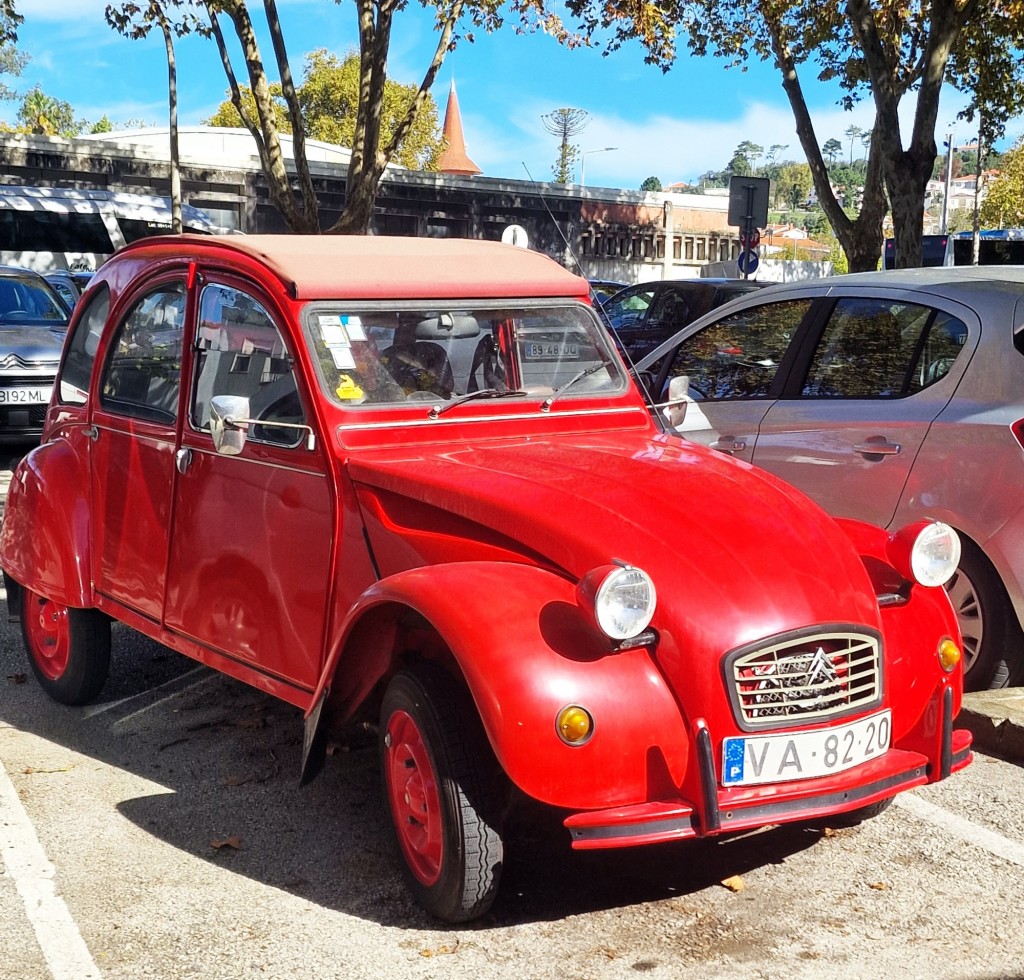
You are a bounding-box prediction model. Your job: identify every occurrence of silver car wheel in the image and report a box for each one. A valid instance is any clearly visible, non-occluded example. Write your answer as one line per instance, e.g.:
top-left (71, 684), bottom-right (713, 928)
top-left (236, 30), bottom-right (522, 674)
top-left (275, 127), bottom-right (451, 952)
top-left (945, 567), bottom-right (982, 675)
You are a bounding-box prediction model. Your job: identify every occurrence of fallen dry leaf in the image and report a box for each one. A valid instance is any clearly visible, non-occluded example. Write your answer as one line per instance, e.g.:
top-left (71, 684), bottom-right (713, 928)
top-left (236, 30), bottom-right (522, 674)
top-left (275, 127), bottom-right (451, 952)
top-left (721, 875), bottom-right (746, 893)
top-left (419, 940), bottom-right (461, 957)
top-left (210, 836), bottom-right (243, 850)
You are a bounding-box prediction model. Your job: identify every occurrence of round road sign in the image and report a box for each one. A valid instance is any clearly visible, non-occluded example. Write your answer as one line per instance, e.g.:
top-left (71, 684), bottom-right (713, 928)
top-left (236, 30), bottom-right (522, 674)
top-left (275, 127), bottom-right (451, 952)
top-left (737, 250), bottom-right (759, 275)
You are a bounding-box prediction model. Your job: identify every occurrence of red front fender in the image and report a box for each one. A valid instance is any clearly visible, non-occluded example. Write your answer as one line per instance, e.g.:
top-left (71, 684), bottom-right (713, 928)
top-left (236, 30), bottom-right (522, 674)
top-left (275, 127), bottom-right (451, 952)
top-left (0, 437), bottom-right (93, 608)
top-left (305, 561), bottom-right (691, 810)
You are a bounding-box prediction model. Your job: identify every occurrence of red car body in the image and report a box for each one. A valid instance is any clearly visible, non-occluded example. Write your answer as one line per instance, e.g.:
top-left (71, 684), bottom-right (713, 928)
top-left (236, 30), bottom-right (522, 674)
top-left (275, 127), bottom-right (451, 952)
top-left (0, 235), bottom-right (970, 922)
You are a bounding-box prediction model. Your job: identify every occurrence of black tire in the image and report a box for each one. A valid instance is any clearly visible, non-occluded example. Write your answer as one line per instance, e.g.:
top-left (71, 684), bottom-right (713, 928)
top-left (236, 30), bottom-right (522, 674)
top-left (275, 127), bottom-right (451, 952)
top-left (824, 797), bottom-right (893, 828)
top-left (945, 539), bottom-right (1023, 691)
top-left (379, 667), bottom-right (504, 922)
top-left (20, 587), bottom-right (111, 705)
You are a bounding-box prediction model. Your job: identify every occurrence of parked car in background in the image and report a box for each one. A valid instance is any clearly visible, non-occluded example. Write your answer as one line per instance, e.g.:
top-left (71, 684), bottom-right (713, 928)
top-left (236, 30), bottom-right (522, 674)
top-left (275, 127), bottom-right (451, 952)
top-left (588, 277), bottom-right (630, 304)
top-left (634, 266), bottom-right (1024, 691)
top-left (0, 265), bottom-right (71, 441)
top-left (603, 278), bottom-right (769, 362)
top-left (0, 235), bottom-right (970, 922)
top-left (44, 270), bottom-right (84, 310)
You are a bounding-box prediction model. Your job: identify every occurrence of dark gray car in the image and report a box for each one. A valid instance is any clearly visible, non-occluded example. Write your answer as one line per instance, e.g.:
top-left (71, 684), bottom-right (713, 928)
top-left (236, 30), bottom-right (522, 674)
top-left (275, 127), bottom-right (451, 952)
top-left (634, 266), bottom-right (1024, 691)
top-left (0, 266), bottom-right (70, 442)
top-left (603, 278), bottom-right (768, 362)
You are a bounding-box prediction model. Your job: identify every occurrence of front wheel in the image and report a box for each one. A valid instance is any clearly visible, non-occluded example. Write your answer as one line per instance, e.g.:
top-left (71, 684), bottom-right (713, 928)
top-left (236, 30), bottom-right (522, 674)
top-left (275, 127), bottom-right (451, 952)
top-left (379, 668), bottom-right (504, 922)
top-left (20, 587), bottom-right (111, 705)
top-left (945, 540), bottom-right (1023, 691)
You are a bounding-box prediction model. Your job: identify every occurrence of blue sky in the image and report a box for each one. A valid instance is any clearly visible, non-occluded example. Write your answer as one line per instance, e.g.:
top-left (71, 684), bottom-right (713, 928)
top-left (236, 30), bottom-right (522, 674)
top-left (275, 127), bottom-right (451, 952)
top-left (8, 0), bottom-right (1020, 191)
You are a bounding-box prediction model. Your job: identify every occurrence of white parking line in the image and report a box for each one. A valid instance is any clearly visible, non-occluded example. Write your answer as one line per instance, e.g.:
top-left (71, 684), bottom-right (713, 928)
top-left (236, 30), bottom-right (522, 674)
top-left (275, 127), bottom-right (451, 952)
top-left (81, 666), bottom-right (213, 723)
top-left (896, 793), bottom-right (1024, 867)
top-left (0, 759), bottom-right (102, 980)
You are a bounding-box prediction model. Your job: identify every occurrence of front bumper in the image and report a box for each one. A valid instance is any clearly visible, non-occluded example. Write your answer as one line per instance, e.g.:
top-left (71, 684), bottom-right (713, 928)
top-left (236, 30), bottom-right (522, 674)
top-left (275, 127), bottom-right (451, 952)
top-left (564, 719), bottom-right (972, 850)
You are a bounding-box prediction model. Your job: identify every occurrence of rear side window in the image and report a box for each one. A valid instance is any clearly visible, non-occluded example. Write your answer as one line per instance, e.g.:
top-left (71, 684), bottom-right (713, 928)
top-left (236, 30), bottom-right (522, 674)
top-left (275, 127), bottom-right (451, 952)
top-left (665, 299), bottom-right (810, 400)
top-left (100, 282), bottom-right (186, 423)
top-left (59, 284), bottom-right (110, 405)
top-left (801, 298), bottom-right (968, 399)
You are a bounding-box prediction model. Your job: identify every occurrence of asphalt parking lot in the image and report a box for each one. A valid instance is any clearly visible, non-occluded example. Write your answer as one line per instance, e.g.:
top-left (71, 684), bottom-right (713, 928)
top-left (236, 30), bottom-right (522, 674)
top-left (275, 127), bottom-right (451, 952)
top-left (3, 451), bottom-right (1024, 980)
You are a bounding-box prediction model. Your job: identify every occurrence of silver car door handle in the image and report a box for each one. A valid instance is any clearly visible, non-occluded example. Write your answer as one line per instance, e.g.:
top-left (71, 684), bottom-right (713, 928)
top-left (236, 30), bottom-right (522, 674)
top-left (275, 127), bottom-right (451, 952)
top-left (854, 439), bottom-right (901, 457)
top-left (709, 437), bottom-right (747, 454)
top-left (175, 448), bottom-right (193, 474)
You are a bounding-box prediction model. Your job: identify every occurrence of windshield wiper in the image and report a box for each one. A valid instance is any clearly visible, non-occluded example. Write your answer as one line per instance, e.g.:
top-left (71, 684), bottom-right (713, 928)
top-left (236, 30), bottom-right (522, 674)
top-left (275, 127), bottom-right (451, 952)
top-left (429, 387), bottom-right (529, 419)
top-left (540, 360), bottom-right (612, 412)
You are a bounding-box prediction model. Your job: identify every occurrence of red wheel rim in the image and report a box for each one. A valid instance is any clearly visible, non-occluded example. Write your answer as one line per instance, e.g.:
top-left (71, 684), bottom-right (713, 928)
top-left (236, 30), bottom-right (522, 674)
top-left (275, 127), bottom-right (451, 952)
top-left (24, 590), bottom-right (70, 681)
top-left (384, 708), bottom-right (444, 886)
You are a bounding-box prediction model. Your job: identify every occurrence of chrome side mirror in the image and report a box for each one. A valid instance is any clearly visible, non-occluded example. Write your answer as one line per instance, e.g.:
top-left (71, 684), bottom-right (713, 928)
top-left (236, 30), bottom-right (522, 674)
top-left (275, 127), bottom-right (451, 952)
top-left (210, 395), bottom-right (250, 455)
top-left (665, 375), bottom-right (691, 429)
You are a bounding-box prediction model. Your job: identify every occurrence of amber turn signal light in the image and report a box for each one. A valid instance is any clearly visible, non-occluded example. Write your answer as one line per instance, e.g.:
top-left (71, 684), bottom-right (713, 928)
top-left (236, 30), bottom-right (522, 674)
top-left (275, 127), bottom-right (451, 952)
top-left (556, 705), bottom-right (594, 745)
top-left (938, 638), bottom-right (961, 673)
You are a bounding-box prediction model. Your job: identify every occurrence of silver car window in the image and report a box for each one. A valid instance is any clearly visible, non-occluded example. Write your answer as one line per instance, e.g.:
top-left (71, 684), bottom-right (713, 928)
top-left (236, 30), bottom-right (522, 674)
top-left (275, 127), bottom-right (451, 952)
top-left (663, 299), bottom-right (810, 400)
top-left (802, 298), bottom-right (968, 399)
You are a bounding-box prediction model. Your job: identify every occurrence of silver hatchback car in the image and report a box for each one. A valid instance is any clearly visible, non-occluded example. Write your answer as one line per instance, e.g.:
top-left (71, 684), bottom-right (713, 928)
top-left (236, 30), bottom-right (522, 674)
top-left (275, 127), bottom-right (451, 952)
top-left (634, 266), bottom-right (1024, 690)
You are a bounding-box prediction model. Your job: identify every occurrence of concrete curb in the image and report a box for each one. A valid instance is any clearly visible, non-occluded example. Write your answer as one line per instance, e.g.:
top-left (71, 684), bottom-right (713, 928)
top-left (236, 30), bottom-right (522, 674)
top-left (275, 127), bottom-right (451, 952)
top-left (958, 688), bottom-right (1024, 764)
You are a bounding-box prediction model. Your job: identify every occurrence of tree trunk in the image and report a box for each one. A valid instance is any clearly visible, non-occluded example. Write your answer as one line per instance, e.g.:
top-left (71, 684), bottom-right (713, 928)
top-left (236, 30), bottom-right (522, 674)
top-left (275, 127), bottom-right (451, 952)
top-left (846, 0), bottom-right (975, 267)
top-left (209, 2), bottom-right (319, 233)
top-left (767, 20), bottom-right (885, 272)
top-left (159, 13), bottom-right (181, 234)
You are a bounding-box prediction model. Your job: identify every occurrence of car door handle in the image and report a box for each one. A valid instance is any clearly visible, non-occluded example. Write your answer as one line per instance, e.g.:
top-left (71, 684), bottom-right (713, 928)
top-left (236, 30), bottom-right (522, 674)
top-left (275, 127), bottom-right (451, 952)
top-left (854, 439), bottom-right (901, 457)
top-left (709, 437), bottom-right (747, 454)
top-left (175, 448), bottom-right (193, 474)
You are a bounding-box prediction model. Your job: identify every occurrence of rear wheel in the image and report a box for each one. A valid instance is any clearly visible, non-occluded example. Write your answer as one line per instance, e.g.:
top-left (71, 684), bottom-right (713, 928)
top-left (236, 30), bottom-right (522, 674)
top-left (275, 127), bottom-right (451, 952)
top-left (945, 540), bottom-right (1022, 691)
top-left (380, 667), bottom-right (504, 922)
top-left (21, 588), bottom-right (111, 705)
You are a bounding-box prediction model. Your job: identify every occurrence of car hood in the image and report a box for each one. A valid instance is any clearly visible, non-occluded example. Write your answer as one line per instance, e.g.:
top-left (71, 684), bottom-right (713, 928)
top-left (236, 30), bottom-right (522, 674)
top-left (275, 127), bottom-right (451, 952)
top-left (347, 432), bottom-right (882, 658)
top-left (0, 324), bottom-right (67, 363)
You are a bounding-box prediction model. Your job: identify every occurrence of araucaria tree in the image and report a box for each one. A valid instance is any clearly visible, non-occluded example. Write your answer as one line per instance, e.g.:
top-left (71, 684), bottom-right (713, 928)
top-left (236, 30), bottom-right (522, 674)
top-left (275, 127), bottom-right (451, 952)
top-left (542, 107), bottom-right (589, 183)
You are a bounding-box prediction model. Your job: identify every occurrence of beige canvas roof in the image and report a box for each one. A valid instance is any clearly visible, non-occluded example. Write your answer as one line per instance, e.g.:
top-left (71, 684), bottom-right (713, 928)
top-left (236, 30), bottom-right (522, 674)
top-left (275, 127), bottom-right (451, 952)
top-left (143, 234), bottom-right (587, 300)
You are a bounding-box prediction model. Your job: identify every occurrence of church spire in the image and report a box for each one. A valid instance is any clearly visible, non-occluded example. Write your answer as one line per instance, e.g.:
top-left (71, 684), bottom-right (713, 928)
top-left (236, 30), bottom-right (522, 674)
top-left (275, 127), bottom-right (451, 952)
top-left (436, 80), bottom-right (482, 176)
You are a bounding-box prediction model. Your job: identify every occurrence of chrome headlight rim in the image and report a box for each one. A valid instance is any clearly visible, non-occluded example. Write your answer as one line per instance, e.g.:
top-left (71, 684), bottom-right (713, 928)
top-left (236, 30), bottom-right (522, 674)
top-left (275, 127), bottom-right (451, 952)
top-left (578, 561), bottom-right (657, 641)
top-left (888, 520), bottom-right (961, 588)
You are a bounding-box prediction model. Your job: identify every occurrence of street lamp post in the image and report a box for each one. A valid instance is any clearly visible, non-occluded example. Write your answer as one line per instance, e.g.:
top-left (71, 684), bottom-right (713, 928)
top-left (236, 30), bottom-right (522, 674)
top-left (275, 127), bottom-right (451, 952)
top-left (580, 147), bottom-right (618, 187)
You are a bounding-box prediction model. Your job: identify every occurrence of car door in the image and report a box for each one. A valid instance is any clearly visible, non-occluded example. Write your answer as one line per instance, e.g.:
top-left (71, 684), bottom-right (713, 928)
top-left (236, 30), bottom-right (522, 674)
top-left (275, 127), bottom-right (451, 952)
top-left (163, 277), bottom-right (334, 693)
top-left (89, 276), bottom-right (188, 620)
top-left (751, 293), bottom-right (976, 528)
top-left (650, 297), bottom-right (815, 463)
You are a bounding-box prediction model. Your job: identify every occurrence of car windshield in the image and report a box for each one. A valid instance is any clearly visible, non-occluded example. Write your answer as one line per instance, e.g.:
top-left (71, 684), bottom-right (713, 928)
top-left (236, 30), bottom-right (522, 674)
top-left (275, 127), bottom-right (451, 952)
top-left (304, 302), bottom-right (626, 408)
top-left (0, 274), bottom-right (70, 326)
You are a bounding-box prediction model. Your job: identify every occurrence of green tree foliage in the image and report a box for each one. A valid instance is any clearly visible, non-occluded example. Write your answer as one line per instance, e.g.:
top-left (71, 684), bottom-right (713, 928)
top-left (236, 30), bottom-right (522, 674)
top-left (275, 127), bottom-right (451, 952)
top-left (0, 9), bottom-right (25, 102)
top-left (822, 138), bottom-right (842, 168)
top-left (980, 139), bottom-right (1024, 228)
top-left (561, 0), bottom-right (1024, 271)
top-left (205, 51), bottom-right (443, 170)
top-left (299, 50), bottom-right (441, 170)
top-left (640, 176), bottom-right (662, 191)
top-left (16, 85), bottom-right (83, 137)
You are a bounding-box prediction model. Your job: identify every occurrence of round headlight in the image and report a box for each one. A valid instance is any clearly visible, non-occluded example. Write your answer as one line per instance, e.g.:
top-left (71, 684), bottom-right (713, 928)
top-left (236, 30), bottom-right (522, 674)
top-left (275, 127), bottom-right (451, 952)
top-left (887, 521), bottom-right (961, 588)
top-left (578, 563), bottom-right (657, 640)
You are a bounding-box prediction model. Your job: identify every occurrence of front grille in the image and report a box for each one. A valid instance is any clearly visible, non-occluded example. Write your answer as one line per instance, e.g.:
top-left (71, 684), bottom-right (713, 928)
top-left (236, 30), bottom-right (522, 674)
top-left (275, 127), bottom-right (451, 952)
top-left (726, 627), bottom-right (882, 731)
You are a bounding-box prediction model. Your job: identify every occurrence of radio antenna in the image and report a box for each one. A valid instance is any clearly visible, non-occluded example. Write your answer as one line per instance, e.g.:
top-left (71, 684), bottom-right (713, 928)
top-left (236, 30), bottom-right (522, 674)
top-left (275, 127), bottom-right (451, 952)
top-left (522, 162), bottom-right (586, 277)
